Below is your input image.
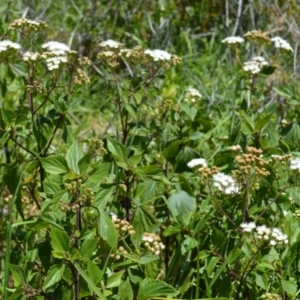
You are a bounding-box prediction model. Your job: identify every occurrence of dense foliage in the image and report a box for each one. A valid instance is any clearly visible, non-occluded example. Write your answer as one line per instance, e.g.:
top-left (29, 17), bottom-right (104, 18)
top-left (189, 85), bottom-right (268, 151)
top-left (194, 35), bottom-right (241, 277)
top-left (1, 1), bottom-right (300, 300)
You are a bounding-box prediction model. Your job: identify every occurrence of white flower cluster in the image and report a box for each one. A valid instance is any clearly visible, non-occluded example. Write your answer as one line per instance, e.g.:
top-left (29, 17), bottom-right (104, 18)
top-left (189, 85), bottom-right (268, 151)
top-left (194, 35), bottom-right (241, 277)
top-left (0, 40), bottom-right (21, 53)
top-left (144, 49), bottom-right (171, 62)
top-left (290, 157), bottom-right (300, 171)
top-left (222, 36), bottom-right (244, 45)
top-left (23, 51), bottom-right (40, 61)
top-left (241, 223), bottom-right (288, 246)
top-left (41, 41), bottom-right (72, 71)
top-left (99, 39), bottom-right (122, 49)
top-left (271, 36), bottom-right (293, 52)
top-left (185, 87), bottom-right (202, 102)
top-left (142, 233), bottom-right (165, 256)
top-left (212, 172), bottom-right (239, 195)
top-left (240, 222), bottom-right (256, 232)
top-left (243, 56), bottom-right (268, 74)
top-left (187, 158), bottom-right (207, 168)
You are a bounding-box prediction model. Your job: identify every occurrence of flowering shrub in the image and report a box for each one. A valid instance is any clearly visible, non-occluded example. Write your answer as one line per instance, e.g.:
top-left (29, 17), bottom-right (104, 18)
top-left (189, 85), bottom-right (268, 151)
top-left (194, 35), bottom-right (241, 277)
top-left (0, 11), bottom-right (300, 300)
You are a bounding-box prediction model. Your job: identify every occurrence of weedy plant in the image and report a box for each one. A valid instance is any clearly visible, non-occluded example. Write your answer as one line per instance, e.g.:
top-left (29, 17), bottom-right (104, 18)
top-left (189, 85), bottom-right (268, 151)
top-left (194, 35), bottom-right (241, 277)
top-left (1, 17), bottom-right (300, 300)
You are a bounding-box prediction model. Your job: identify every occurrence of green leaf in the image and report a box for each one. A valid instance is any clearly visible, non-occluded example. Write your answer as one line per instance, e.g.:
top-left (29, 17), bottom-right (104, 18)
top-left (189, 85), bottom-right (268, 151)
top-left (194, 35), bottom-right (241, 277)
top-left (87, 259), bottom-right (103, 286)
top-left (137, 278), bottom-right (179, 300)
top-left (273, 86), bottom-right (295, 99)
top-left (106, 270), bottom-right (125, 288)
top-left (88, 163), bottom-right (111, 183)
top-left (74, 262), bottom-right (107, 300)
top-left (8, 264), bottom-right (27, 286)
top-left (162, 139), bottom-right (184, 161)
top-left (168, 191), bottom-right (196, 218)
top-left (80, 239), bottom-right (99, 260)
top-left (255, 273), bottom-right (268, 289)
top-left (119, 278), bottom-right (134, 300)
top-left (107, 136), bottom-right (129, 162)
top-left (281, 279), bottom-right (297, 295)
top-left (98, 209), bottom-right (118, 248)
top-left (43, 263), bottom-right (65, 290)
top-left (66, 141), bottom-right (83, 174)
top-left (50, 226), bottom-right (70, 252)
top-left (1, 107), bottom-right (14, 125)
top-left (40, 155), bottom-right (69, 175)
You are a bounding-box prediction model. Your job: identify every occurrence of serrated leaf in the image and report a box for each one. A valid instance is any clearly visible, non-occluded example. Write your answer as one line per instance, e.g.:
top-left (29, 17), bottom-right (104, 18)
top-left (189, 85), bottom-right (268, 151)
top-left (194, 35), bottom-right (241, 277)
top-left (8, 264), bottom-right (27, 286)
top-left (66, 141), bottom-right (83, 174)
top-left (107, 136), bottom-right (128, 162)
top-left (87, 259), bottom-right (103, 286)
top-left (168, 190), bottom-right (196, 218)
top-left (137, 278), bottom-right (179, 300)
top-left (40, 155), bottom-right (69, 174)
top-left (43, 263), bottom-right (65, 290)
top-left (74, 262), bottom-right (106, 300)
top-left (106, 270), bottom-right (125, 288)
top-left (88, 163), bottom-right (111, 183)
top-left (119, 278), bottom-right (133, 300)
top-left (281, 279), bottom-right (297, 295)
top-left (50, 226), bottom-right (70, 252)
top-left (98, 209), bottom-right (118, 248)
top-left (80, 239), bottom-right (99, 260)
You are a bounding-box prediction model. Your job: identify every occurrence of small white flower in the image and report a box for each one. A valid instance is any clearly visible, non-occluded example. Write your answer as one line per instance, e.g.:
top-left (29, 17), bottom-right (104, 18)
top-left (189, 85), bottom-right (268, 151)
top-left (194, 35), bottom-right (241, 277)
top-left (144, 49), bottom-right (171, 61)
top-left (0, 40), bottom-right (21, 53)
top-left (187, 158), bottom-right (207, 168)
top-left (99, 39), bottom-right (121, 49)
top-left (23, 51), bottom-right (40, 61)
top-left (290, 158), bottom-right (300, 171)
top-left (243, 61), bottom-right (261, 74)
top-left (270, 240), bottom-right (277, 246)
top-left (110, 212), bottom-right (118, 221)
top-left (252, 56), bottom-right (269, 67)
top-left (222, 36), bottom-right (244, 45)
top-left (212, 172), bottom-right (239, 195)
top-left (271, 36), bottom-right (293, 52)
top-left (185, 87), bottom-right (202, 102)
top-left (42, 41), bottom-right (70, 52)
top-left (240, 222), bottom-right (256, 232)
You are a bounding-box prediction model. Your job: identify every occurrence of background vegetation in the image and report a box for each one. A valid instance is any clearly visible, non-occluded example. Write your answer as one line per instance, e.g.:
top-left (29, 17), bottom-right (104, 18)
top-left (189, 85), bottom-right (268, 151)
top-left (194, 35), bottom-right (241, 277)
top-left (1, 1), bottom-right (300, 299)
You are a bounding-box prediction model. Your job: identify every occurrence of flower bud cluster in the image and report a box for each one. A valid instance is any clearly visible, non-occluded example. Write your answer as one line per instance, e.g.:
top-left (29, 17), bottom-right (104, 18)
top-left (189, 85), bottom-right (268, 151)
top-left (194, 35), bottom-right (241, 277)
top-left (88, 138), bottom-right (107, 157)
top-left (3, 194), bottom-right (13, 203)
top-left (293, 210), bottom-right (300, 217)
top-left (74, 69), bottom-right (90, 85)
top-left (59, 200), bottom-right (80, 212)
top-left (198, 166), bottom-right (220, 180)
top-left (244, 30), bottom-right (271, 44)
top-left (112, 218), bottom-right (135, 236)
top-left (142, 232), bottom-right (165, 255)
top-left (270, 154), bottom-right (292, 162)
top-left (235, 147), bottom-right (270, 177)
top-left (110, 246), bottom-right (128, 261)
top-left (261, 293), bottom-right (281, 300)
top-left (65, 179), bottom-right (83, 192)
top-left (240, 223), bottom-right (288, 246)
top-left (229, 145), bottom-right (241, 152)
top-left (78, 56), bottom-right (91, 66)
top-left (26, 81), bottom-right (43, 94)
top-left (9, 18), bottom-right (47, 34)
